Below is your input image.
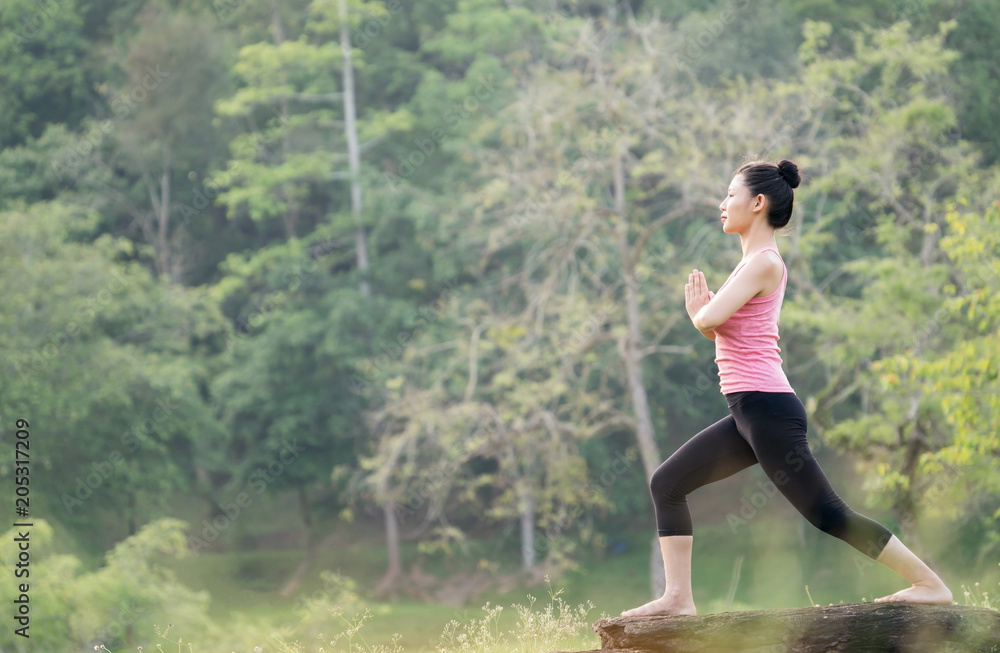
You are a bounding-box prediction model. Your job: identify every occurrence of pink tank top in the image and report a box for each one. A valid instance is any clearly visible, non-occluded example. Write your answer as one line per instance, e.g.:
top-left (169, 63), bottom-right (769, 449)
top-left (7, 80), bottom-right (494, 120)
top-left (713, 246), bottom-right (794, 394)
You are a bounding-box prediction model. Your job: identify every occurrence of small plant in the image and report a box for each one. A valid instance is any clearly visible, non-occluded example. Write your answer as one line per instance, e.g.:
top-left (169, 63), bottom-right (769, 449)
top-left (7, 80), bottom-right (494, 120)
top-left (94, 623), bottom-right (193, 653)
top-left (437, 576), bottom-right (597, 653)
top-left (962, 562), bottom-right (1000, 611)
top-left (154, 624), bottom-right (195, 653)
top-left (323, 606), bottom-right (404, 653)
top-left (963, 581), bottom-right (997, 610)
top-left (804, 585), bottom-right (817, 607)
top-left (95, 575), bottom-right (599, 653)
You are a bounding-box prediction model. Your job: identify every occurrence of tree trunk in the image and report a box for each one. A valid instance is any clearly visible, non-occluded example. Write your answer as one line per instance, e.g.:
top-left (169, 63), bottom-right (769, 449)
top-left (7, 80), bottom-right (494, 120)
top-left (520, 488), bottom-right (536, 571)
top-left (613, 155), bottom-right (661, 481)
top-left (375, 500), bottom-right (403, 596)
top-left (338, 0), bottom-right (395, 598)
top-left (611, 153), bottom-right (665, 599)
top-left (584, 603), bottom-right (1000, 653)
top-left (278, 486), bottom-right (316, 597)
top-left (894, 395), bottom-right (938, 569)
top-left (339, 0), bottom-right (370, 299)
top-left (145, 150), bottom-right (174, 282)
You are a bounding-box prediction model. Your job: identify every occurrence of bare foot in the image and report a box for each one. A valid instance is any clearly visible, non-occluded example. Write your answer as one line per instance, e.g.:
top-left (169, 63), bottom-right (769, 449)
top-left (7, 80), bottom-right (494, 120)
top-left (874, 581), bottom-right (953, 605)
top-left (621, 594), bottom-right (697, 617)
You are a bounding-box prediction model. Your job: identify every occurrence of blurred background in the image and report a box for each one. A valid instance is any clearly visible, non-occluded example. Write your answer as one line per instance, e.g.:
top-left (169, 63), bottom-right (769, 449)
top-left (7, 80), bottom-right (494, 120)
top-left (1, 0), bottom-right (999, 650)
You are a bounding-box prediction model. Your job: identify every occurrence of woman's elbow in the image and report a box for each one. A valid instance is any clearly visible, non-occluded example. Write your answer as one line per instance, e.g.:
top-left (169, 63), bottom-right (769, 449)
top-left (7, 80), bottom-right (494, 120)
top-left (692, 312), bottom-right (720, 332)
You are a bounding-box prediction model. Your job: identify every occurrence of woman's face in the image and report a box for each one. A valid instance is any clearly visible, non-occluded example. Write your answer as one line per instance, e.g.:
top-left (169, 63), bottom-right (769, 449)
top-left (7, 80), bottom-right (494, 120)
top-left (719, 175), bottom-right (762, 233)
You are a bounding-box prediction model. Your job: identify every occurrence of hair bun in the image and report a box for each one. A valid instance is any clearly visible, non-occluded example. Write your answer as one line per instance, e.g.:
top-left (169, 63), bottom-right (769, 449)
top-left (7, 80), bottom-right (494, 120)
top-left (777, 159), bottom-right (800, 189)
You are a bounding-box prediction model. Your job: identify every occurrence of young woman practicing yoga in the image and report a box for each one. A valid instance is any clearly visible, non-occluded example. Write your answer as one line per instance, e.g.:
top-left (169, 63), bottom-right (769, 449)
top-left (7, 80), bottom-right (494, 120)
top-left (622, 159), bottom-right (952, 617)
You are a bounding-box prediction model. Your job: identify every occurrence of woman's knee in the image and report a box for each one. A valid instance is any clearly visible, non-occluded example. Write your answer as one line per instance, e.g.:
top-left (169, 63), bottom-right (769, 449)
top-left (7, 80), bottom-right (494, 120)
top-left (649, 461), bottom-right (682, 499)
top-left (807, 501), bottom-right (849, 536)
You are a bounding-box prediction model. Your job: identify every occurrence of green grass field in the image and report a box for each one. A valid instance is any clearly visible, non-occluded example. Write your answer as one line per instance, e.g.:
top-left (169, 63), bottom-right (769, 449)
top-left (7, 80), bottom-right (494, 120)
top-left (68, 469), bottom-right (989, 653)
top-left (139, 502), bottom-right (996, 653)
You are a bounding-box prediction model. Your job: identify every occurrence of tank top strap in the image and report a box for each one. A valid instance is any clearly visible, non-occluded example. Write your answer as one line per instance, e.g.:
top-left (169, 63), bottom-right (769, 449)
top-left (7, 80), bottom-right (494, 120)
top-left (720, 246), bottom-right (784, 290)
top-left (758, 246), bottom-right (786, 275)
top-left (754, 245), bottom-right (782, 261)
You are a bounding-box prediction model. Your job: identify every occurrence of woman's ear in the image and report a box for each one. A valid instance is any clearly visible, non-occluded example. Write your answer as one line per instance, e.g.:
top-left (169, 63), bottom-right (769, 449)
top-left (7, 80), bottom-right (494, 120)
top-left (753, 193), bottom-right (766, 213)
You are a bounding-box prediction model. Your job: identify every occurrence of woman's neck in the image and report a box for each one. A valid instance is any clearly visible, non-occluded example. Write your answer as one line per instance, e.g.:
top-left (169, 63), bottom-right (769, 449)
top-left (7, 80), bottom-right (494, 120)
top-left (738, 221), bottom-right (778, 260)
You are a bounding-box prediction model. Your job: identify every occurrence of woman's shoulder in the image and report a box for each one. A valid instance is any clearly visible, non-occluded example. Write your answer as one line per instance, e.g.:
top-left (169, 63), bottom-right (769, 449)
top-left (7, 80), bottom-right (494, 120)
top-left (741, 248), bottom-right (784, 297)
top-left (741, 247), bottom-right (784, 275)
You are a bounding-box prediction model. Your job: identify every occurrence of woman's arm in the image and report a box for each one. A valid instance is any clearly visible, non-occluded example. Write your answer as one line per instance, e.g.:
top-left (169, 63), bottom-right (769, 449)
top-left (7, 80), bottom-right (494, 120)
top-left (685, 252), bottom-right (782, 332)
top-left (685, 270), bottom-right (717, 340)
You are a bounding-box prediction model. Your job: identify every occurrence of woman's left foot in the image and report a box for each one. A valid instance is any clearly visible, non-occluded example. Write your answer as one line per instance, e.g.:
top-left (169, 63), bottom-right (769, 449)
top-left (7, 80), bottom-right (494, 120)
top-left (874, 581), bottom-right (952, 604)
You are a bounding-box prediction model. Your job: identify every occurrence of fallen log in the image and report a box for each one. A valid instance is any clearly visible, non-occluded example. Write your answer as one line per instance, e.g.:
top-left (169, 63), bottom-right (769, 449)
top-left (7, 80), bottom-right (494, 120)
top-left (576, 603), bottom-right (1000, 653)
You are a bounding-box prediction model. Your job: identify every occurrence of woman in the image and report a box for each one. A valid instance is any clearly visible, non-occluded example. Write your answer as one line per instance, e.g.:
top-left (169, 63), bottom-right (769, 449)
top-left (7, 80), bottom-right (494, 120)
top-left (622, 159), bottom-right (952, 617)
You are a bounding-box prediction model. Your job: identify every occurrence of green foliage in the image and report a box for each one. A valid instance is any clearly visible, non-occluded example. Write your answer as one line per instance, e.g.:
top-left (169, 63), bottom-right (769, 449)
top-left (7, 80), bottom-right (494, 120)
top-left (0, 125), bottom-right (81, 209)
top-left (4, 0), bottom-right (1000, 606)
top-left (0, 0), bottom-right (90, 148)
top-left (880, 204), bottom-right (1000, 501)
top-left (0, 201), bottom-right (226, 537)
top-left (0, 519), bottom-right (210, 652)
top-left (937, 0), bottom-right (1000, 166)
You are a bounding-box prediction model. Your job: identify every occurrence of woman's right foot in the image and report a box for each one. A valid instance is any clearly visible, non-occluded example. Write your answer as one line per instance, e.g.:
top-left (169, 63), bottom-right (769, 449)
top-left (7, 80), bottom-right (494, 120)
top-left (874, 580), bottom-right (953, 604)
top-left (621, 594), bottom-right (697, 617)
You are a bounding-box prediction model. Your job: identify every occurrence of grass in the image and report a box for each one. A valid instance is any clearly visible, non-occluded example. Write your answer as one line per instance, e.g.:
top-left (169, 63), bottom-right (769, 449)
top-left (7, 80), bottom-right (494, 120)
top-left (147, 509), bottom-right (996, 652)
top-left (90, 482), bottom-right (1000, 653)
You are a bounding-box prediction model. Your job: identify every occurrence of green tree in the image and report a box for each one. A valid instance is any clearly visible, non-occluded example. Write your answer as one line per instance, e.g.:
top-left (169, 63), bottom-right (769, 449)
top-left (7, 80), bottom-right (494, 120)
top-left (0, 201), bottom-right (225, 539)
top-left (875, 202), bottom-right (1000, 561)
top-left (97, 3), bottom-right (232, 283)
top-left (207, 238), bottom-right (365, 594)
top-left (0, 519), bottom-right (210, 652)
top-left (780, 20), bottom-right (995, 558)
top-left (0, 0), bottom-right (90, 148)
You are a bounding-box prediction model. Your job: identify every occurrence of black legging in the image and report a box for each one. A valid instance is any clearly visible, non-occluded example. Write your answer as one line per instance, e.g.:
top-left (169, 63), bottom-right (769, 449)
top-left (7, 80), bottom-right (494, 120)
top-left (650, 391), bottom-right (893, 560)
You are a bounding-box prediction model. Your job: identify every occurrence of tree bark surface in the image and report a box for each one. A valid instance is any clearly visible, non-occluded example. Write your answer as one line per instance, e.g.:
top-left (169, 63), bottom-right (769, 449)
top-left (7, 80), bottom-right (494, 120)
top-left (558, 603), bottom-right (1000, 653)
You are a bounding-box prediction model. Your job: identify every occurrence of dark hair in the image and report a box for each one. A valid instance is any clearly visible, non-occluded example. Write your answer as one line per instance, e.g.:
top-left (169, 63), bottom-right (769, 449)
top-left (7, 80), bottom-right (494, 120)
top-left (735, 158), bottom-right (800, 229)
